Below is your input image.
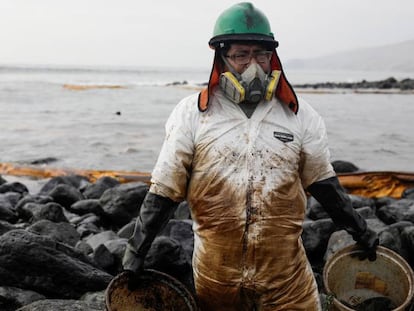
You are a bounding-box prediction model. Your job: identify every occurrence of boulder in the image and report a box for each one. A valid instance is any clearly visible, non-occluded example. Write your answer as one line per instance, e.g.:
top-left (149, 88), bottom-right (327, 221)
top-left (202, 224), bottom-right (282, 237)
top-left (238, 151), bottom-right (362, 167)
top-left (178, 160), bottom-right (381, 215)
top-left (145, 236), bottom-right (194, 293)
top-left (69, 199), bottom-right (103, 216)
top-left (82, 176), bottom-right (120, 199)
top-left (3, 192), bottom-right (23, 208)
top-left (29, 202), bottom-right (68, 224)
top-left (17, 201), bottom-right (67, 224)
top-left (162, 219), bottom-right (194, 260)
top-left (38, 175), bottom-right (89, 195)
top-left (80, 290), bottom-right (105, 309)
top-left (0, 182), bottom-right (29, 195)
top-left (331, 160), bottom-right (359, 173)
top-left (349, 194), bottom-right (375, 209)
top-left (374, 196), bottom-right (397, 209)
top-left (91, 244), bottom-right (115, 273)
top-left (117, 220), bottom-right (136, 239)
top-left (402, 188), bottom-right (414, 200)
top-left (85, 230), bottom-right (118, 251)
top-left (175, 201), bottom-right (191, 219)
top-left (27, 220), bottom-right (80, 247)
top-left (71, 213), bottom-right (103, 238)
top-left (401, 226), bottom-right (414, 265)
top-left (302, 219), bottom-right (335, 260)
top-left (75, 240), bottom-right (94, 256)
top-left (46, 184), bottom-right (84, 209)
top-left (15, 195), bottom-right (54, 218)
top-left (379, 221), bottom-right (414, 261)
top-left (0, 220), bottom-right (15, 235)
top-left (306, 196), bottom-right (329, 220)
top-left (0, 194), bottom-right (18, 223)
top-left (104, 238), bottom-right (128, 259)
top-left (70, 213), bottom-right (102, 227)
top-left (16, 298), bottom-right (103, 311)
top-left (355, 206), bottom-right (376, 219)
top-left (324, 230), bottom-right (355, 261)
top-left (0, 230), bottom-right (111, 298)
top-left (377, 199), bottom-right (414, 224)
top-left (76, 222), bottom-right (102, 239)
top-left (0, 286), bottom-right (45, 311)
top-left (99, 182), bottom-right (148, 227)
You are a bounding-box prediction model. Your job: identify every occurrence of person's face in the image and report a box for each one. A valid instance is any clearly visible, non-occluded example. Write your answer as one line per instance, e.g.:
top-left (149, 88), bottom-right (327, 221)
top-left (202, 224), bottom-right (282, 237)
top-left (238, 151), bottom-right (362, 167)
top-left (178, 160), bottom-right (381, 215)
top-left (224, 43), bottom-right (272, 74)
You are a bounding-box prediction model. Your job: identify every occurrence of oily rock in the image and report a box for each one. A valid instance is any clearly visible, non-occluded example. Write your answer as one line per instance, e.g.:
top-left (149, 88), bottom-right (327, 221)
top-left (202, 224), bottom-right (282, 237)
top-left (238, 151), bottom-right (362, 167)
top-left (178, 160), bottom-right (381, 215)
top-left (0, 229), bottom-right (111, 299)
top-left (377, 199), bottom-right (414, 224)
top-left (0, 286), bottom-right (45, 311)
top-left (16, 298), bottom-right (103, 311)
top-left (82, 176), bottom-right (120, 199)
top-left (99, 182), bottom-right (148, 227)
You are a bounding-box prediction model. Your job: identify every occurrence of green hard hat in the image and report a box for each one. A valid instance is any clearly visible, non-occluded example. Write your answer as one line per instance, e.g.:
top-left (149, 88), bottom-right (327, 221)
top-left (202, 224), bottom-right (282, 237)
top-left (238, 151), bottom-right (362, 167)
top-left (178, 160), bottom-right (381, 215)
top-left (209, 2), bottom-right (278, 49)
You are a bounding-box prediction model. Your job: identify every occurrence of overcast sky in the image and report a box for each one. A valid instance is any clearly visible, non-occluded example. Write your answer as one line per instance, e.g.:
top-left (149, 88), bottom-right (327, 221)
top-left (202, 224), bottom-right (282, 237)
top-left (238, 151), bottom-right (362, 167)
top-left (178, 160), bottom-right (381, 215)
top-left (1, 0), bottom-right (413, 69)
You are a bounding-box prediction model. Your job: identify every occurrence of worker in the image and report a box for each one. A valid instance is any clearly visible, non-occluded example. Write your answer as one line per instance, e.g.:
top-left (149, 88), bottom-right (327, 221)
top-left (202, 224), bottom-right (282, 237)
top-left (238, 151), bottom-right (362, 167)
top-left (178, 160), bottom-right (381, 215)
top-left (123, 2), bottom-right (378, 310)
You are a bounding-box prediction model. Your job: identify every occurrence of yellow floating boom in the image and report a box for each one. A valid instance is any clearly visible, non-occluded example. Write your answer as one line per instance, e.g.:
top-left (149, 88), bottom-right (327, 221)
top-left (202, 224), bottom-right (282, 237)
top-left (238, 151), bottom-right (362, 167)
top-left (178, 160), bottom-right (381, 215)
top-left (336, 171), bottom-right (414, 199)
top-left (0, 162), bottom-right (151, 185)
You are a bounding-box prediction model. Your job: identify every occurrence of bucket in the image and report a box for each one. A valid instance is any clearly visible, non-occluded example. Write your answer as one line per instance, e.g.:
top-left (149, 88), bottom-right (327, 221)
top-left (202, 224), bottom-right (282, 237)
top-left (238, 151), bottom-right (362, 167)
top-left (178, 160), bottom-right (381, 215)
top-left (105, 269), bottom-right (198, 311)
top-left (323, 245), bottom-right (414, 311)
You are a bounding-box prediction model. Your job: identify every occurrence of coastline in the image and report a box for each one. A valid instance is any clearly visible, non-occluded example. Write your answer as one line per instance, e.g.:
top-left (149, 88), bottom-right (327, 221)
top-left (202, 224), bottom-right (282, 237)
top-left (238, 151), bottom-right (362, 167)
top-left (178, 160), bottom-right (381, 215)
top-left (295, 88), bottom-right (414, 94)
top-left (293, 76), bottom-right (414, 94)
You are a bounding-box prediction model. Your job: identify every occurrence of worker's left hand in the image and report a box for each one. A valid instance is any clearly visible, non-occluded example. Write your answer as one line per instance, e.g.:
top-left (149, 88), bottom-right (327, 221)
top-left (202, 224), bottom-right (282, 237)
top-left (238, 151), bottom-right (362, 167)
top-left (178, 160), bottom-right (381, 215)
top-left (355, 227), bottom-right (379, 261)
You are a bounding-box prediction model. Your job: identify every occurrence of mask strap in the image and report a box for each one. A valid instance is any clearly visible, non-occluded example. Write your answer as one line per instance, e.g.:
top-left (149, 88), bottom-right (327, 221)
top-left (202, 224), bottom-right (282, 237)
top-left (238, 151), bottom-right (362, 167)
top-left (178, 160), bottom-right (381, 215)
top-left (264, 70), bottom-right (281, 101)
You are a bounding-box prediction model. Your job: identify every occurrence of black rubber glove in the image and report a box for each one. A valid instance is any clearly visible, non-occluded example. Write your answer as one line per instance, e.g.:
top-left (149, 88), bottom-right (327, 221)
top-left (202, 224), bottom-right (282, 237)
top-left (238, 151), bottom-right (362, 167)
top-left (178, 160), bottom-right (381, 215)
top-left (122, 191), bottom-right (178, 289)
top-left (354, 227), bottom-right (379, 261)
top-left (308, 176), bottom-right (378, 261)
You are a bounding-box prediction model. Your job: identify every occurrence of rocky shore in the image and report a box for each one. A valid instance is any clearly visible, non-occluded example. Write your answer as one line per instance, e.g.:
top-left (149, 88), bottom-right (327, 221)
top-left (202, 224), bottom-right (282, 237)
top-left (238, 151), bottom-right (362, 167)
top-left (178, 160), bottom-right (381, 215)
top-left (166, 77), bottom-right (414, 93)
top-left (1, 161), bottom-right (414, 310)
top-left (294, 77), bottom-right (414, 91)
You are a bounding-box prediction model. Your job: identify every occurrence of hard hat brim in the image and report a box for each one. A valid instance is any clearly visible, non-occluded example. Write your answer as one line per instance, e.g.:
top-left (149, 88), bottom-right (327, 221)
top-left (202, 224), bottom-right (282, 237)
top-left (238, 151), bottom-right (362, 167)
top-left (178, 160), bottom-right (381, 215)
top-left (209, 33), bottom-right (278, 50)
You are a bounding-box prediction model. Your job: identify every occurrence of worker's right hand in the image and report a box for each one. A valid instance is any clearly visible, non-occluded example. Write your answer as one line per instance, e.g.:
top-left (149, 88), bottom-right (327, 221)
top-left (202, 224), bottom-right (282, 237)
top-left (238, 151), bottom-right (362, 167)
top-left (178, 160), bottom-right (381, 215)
top-left (122, 246), bottom-right (145, 290)
top-left (122, 245), bottom-right (145, 272)
top-left (121, 192), bottom-right (178, 290)
top-left (123, 269), bottom-right (142, 291)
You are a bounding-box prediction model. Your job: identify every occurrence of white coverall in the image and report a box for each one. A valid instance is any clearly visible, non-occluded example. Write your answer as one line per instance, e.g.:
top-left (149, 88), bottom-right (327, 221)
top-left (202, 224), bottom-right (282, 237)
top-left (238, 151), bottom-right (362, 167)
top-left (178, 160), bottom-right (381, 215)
top-left (150, 87), bottom-right (335, 310)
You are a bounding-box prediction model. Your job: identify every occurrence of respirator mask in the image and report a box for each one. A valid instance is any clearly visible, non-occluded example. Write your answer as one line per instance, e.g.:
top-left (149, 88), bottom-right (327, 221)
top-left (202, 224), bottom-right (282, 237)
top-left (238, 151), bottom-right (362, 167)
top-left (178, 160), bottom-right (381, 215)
top-left (219, 62), bottom-right (281, 104)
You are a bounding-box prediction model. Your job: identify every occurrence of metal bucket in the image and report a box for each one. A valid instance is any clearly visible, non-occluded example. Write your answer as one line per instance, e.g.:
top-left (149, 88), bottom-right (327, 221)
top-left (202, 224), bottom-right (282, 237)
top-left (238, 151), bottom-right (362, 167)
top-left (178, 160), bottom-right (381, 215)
top-left (323, 245), bottom-right (414, 310)
top-left (105, 269), bottom-right (198, 311)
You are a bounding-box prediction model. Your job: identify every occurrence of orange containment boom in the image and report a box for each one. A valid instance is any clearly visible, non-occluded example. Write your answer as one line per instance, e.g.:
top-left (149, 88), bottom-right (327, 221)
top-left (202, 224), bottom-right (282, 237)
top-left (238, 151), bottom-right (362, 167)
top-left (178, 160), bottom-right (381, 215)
top-left (337, 171), bottom-right (414, 199)
top-left (1, 162), bottom-right (414, 198)
top-left (0, 162), bottom-right (151, 185)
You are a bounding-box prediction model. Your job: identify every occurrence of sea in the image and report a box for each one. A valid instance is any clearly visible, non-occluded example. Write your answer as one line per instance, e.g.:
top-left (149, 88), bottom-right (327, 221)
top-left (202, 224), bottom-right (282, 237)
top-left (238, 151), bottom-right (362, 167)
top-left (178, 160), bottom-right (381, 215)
top-left (1, 64), bottom-right (413, 179)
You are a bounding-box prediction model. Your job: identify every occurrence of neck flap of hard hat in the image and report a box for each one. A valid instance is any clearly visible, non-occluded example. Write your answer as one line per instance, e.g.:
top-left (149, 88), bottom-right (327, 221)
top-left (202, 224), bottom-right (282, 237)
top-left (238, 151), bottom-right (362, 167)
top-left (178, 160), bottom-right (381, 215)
top-left (198, 50), bottom-right (299, 114)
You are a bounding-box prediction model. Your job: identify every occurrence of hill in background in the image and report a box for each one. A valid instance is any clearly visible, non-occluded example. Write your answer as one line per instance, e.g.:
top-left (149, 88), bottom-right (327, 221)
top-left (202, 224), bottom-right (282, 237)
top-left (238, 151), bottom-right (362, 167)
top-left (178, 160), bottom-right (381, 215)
top-left (285, 39), bottom-right (414, 73)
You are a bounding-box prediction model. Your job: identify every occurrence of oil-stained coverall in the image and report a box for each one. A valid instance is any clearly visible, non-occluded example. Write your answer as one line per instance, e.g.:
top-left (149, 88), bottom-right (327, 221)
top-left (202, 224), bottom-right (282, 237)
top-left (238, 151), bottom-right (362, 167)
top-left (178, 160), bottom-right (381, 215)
top-left (123, 87), bottom-right (378, 310)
